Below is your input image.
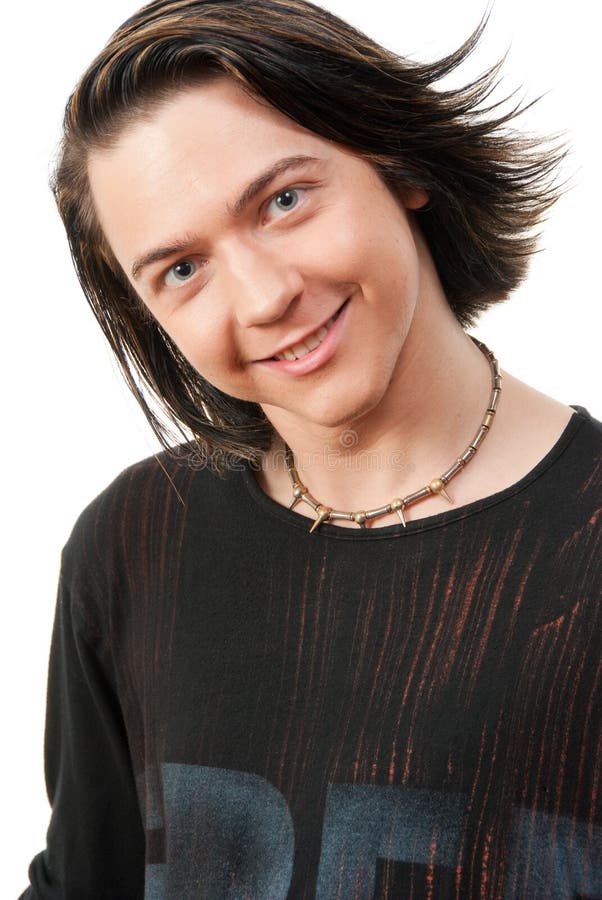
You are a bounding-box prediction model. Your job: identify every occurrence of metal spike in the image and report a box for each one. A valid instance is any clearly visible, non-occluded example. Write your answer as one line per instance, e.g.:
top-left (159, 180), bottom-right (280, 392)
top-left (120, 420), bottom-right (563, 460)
top-left (309, 506), bottom-right (331, 533)
top-left (395, 506), bottom-right (407, 527)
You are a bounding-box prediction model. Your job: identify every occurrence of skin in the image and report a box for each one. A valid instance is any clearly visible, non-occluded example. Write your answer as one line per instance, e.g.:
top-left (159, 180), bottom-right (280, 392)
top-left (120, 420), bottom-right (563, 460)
top-left (88, 78), bottom-right (573, 527)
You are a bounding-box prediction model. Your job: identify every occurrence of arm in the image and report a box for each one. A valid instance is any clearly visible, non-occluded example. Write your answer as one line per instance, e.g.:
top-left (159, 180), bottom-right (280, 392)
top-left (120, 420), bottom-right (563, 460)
top-left (19, 549), bottom-right (145, 899)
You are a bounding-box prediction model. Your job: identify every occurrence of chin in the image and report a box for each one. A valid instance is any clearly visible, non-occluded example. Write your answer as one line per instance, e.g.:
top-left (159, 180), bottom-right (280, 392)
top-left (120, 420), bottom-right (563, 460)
top-left (298, 381), bottom-right (391, 431)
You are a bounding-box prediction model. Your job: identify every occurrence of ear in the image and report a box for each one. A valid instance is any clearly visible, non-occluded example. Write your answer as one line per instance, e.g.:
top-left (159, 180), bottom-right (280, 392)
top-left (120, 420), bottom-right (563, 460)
top-left (402, 187), bottom-right (429, 210)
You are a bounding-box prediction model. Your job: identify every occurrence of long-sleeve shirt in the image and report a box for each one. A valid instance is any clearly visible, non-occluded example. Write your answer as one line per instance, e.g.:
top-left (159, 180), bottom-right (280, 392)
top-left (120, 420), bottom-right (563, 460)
top-left (20, 406), bottom-right (602, 898)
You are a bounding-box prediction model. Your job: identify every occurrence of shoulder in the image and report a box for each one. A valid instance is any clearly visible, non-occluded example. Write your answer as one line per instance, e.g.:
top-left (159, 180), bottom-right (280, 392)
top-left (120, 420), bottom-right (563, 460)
top-left (572, 404), bottom-right (602, 449)
top-left (61, 443), bottom-right (241, 586)
top-left (513, 405), bottom-right (602, 532)
top-left (521, 406), bottom-right (601, 603)
top-left (57, 444), bottom-right (252, 640)
top-left (485, 371), bottom-right (601, 513)
top-left (550, 405), bottom-right (602, 493)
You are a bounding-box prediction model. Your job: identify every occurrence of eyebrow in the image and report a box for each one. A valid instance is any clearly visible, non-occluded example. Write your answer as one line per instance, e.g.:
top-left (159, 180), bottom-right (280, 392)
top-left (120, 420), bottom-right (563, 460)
top-left (130, 154), bottom-right (321, 280)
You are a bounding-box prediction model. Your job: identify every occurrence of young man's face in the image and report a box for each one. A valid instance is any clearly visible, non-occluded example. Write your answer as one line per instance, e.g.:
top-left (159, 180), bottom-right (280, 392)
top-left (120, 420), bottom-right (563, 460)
top-left (88, 78), bottom-right (429, 432)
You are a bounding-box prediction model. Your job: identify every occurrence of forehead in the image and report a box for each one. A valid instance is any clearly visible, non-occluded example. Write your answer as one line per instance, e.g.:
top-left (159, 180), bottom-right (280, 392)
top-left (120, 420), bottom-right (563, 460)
top-left (87, 79), bottom-right (344, 265)
top-left (105, 77), bottom-right (326, 169)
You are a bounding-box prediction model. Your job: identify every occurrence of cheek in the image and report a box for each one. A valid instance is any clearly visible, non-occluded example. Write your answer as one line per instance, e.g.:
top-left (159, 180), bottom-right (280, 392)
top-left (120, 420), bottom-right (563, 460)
top-left (356, 214), bottom-right (421, 305)
top-left (322, 220), bottom-right (366, 272)
top-left (158, 301), bottom-right (236, 385)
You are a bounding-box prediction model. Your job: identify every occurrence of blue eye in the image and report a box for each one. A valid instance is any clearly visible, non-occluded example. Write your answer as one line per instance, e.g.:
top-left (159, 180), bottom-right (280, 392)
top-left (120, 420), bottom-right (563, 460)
top-left (164, 259), bottom-right (197, 286)
top-left (267, 188), bottom-right (302, 217)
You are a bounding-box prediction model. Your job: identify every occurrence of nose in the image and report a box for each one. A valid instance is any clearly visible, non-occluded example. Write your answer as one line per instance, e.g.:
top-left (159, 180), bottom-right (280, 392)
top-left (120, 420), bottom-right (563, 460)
top-left (221, 238), bottom-right (304, 329)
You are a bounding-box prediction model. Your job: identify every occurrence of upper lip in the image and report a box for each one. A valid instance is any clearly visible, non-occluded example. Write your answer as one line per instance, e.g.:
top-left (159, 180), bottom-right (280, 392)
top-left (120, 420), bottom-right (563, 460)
top-left (257, 300), bottom-right (346, 361)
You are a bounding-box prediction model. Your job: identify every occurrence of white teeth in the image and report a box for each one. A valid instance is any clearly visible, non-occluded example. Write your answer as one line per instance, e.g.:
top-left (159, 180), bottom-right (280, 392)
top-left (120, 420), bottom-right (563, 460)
top-left (292, 341), bottom-right (309, 357)
top-left (304, 334), bottom-right (321, 351)
top-left (274, 317), bottom-right (333, 361)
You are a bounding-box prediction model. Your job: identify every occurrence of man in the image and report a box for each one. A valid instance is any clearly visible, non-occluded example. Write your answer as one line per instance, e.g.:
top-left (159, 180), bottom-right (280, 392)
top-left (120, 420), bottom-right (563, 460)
top-left (21, 1), bottom-right (601, 897)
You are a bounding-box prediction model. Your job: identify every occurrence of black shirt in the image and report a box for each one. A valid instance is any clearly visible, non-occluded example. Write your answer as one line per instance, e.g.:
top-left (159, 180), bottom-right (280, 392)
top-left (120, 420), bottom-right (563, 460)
top-left (21, 407), bottom-right (602, 898)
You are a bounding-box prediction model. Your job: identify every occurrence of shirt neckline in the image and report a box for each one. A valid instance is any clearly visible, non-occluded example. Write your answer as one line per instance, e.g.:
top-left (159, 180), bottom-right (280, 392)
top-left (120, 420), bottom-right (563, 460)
top-left (240, 407), bottom-right (590, 541)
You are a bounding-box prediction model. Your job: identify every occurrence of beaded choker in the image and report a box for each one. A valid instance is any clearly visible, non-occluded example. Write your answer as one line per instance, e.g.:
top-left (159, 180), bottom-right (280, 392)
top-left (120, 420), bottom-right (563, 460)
top-left (284, 337), bottom-right (501, 532)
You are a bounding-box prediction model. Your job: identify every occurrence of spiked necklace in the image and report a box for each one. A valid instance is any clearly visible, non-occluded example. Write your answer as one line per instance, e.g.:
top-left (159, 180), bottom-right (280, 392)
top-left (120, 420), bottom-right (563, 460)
top-left (284, 337), bottom-right (501, 533)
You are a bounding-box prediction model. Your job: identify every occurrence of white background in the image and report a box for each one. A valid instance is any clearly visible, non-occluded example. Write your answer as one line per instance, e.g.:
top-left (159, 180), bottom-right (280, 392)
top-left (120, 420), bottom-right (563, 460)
top-left (3, 0), bottom-right (599, 893)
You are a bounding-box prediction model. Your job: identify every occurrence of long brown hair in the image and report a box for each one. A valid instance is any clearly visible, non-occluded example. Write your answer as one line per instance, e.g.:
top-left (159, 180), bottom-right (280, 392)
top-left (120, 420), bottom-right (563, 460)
top-left (53, 0), bottom-right (566, 471)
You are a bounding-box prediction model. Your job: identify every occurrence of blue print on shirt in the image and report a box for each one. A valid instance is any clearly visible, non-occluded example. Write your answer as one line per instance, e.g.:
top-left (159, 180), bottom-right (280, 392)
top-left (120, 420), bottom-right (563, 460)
top-left (316, 784), bottom-right (466, 897)
top-left (505, 807), bottom-right (602, 898)
top-left (141, 764), bottom-right (601, 899)
top-left (144, 763), bottom-right (294, 900)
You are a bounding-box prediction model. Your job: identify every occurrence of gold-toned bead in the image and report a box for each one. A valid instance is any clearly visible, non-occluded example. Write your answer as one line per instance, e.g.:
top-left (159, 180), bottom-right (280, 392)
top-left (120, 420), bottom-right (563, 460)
top-left (389, 497), bottom-right (407, 525)
top-left (309, 505), bottom-right (332, 533)
top-left (429, 478), bottom-right (453, 504)
top-left (289, 481), bottom-right (308, 510)
top-left (353, 511), bottom-right (367, 527)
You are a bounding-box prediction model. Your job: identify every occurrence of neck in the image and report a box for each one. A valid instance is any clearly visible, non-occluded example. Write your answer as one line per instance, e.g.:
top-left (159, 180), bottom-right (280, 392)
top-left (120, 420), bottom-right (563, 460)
top-left (259, 297), bottom-right (494, 519)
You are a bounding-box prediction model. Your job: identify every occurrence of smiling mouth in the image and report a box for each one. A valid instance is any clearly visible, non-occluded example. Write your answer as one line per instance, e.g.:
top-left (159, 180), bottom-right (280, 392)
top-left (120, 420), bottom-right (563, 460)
top-left (269, 300), bottom-right (348, 361)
